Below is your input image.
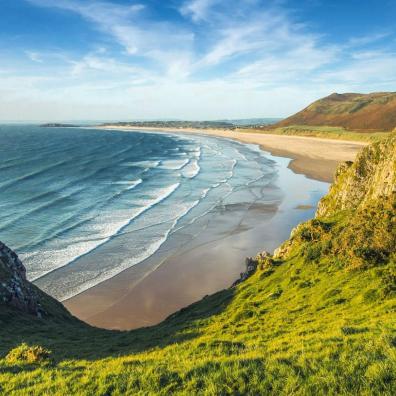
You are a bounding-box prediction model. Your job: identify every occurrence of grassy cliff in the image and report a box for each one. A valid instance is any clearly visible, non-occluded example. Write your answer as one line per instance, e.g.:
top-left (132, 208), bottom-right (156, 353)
top-left (0, 136), bottom-right (395, 395)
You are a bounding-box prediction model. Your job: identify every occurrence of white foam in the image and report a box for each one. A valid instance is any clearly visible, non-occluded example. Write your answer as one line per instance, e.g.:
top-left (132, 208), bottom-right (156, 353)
top-left (27, 183), bottom-right (180, 282)
top-left (159, 159), bottom-right (190, 170)
top-left (193, 147), bottom-right (202, 159)
top-left (125, 179), bottom-right (143, 190)
top-left (201, 188), bottom-right (210, 199)
top-left (122, 160), bottom-right (160, 168)
top-left (51, 199), bottom-right (201, 301)
top-left (109, 178), bottom-right (143, 190)
top-left (57, 234), bottom-right (171, 301)
top-left (182, 159), bottom-right (200, 178)
top-left (225, 159), bottom-right (237, 178)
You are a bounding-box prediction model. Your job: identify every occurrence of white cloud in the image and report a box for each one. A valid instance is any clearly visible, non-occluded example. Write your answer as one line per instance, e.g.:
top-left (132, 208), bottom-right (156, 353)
top-left (180, 0), bottom-right (218, 22)
top-left (321, 53), bottom-right (396, 85)
top-left (25, 51), bottom-right (43, 63)
top-left (68, 51), bottom-right (146, 78)
top-left (27, 0), bottom-right (194, 78)
top-left (2, 0), bottom-right (395, 121)
top-left (347, 32), bottom-right (392, 47)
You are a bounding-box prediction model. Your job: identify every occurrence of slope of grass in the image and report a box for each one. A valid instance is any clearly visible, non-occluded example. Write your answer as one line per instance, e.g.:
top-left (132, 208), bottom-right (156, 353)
top-left (273, 92), bottom-right (396, 132)
top-left (0, 239), bottom-right (395, 395)
top-left (0, 136), bottom-right (395, 395)
top-left (239, 125), bottom-right (390, 142)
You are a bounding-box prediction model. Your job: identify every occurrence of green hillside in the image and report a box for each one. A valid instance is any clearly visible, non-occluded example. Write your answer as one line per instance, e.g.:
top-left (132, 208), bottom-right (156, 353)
top-left (274, 92), bottom-right (396, 132)
top-left (0, 136), bottom-right (395, 395)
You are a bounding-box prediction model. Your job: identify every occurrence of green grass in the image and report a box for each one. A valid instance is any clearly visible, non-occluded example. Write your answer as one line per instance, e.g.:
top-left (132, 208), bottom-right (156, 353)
top-left (0, 245), bottom-right (395, 394)
top-left (239, 125), bottom-right (390, 142)
top-left (1, 204), bottom-right (395, 395)
top-left (0, 136), bottom-right (395, 395)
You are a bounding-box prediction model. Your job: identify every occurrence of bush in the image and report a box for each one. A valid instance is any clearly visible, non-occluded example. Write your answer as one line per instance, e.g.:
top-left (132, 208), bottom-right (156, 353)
top-left (305, 244), bottom-right (322, 262)
top-left (354, 247), bottom-right (389, 265)
top-left (269, 286), bottom-right (283, 299)
top-left (382, 267), bottom-right (396, 296)
top-left (6, 343), bottom-right (52, 365)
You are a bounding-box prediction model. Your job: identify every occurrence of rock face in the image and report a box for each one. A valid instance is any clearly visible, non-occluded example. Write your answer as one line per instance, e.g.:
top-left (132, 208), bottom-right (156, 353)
top-left (274, 134), bottom-right (396, 261)
top-left (317, 135), bottom-right (396, 217)
top-left (232, 251), bottom-right (273, 287)
top-left (0, 241), bottom-right (43, 317)
top-left (232, 257), bottom-right (259, 287)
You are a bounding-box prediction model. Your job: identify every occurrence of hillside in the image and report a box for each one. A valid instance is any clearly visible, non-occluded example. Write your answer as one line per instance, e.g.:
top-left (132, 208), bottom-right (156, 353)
top-left (274, 92), bottom-right (396, 132)
top-left (0, 135), bottom-right (395, 394)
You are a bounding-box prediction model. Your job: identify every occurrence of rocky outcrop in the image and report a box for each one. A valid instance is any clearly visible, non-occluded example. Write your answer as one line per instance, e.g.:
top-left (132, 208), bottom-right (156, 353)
top-left (232, 251), bottom-right (274, 287)
top-left (232, 257), bottom-right (258, 287)
top-left (0, 241), bottom-right (44, 317)
top-left (317, 135), bottom-right (396, 217)
top-left (275, 135), bottom-right (396, 262)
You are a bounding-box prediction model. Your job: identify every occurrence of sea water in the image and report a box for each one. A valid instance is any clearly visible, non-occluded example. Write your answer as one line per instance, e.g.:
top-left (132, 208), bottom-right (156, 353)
top-left (0, 125), bottom-right (328, 300)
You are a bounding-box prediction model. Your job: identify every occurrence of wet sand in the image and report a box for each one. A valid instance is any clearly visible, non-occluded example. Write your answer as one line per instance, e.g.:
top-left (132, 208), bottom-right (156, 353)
top-left (65, 203), bottom-right (282, 329)
top-left (64, 141), bottom-right (333, 330)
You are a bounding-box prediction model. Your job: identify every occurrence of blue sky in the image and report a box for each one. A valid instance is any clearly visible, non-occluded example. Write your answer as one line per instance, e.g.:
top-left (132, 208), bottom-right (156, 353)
top-left (1, 0), bottom-right (396, 121)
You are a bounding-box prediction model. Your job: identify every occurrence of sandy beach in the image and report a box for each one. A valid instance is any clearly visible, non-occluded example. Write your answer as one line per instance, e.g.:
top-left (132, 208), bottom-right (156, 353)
top-left (63, 129), bottom-right (365, 330)
top-left (96, 126), bottom-right (367, 182)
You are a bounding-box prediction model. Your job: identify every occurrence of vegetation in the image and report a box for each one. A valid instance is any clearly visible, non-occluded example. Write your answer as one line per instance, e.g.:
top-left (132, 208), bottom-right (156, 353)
top-left (40, 123), bottom-right (78, 128)
top-left (0, 136), bottom-right (395, 395)
top-left (100, 120), bottom-right (236, 130)
top-left (241, 125), bottom-right (390, 142)
top-left (272, 92), bottom-right (396, 132)
top-left (100, 118), bottom-right (280, 130)
top-left (6, 344), bottom-right (52, 365)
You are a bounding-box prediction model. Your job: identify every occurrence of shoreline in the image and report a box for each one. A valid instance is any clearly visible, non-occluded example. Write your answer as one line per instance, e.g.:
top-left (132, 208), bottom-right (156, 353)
top-left (63, 129), bottom-right (348, 330)
top-left (96, 126), bottom-right (366, 182)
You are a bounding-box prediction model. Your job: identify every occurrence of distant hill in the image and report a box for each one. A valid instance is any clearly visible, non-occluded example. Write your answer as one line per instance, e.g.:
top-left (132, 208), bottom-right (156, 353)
top-left (274, 92), bottom-right (396, 132)
top-left (40, 123), bottom-right (79, 128)
top-left (100, 120), bottom-right (236, 129)
top-left (220, 118), bottom-right (282, 127)
top-left (100, 118), bottom-right (281, 129)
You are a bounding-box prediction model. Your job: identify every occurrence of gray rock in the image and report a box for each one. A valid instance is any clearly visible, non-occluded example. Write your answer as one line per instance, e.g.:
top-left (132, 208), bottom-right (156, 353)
top-left (0, 241), bottom-right (44, 317)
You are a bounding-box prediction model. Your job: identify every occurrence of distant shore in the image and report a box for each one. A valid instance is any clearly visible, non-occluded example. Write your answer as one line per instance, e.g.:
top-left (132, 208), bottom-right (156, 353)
top-left (96, 126), bottom-right (366, 182)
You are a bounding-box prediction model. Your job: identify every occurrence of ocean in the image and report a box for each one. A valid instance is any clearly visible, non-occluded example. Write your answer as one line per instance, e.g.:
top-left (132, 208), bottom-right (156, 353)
top-left (0, 125), bottom-right (328, 302)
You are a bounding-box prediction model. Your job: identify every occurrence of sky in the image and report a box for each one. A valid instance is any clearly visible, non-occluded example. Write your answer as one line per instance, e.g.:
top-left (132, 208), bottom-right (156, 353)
top-left (1, 0), bottom-right (396, 121)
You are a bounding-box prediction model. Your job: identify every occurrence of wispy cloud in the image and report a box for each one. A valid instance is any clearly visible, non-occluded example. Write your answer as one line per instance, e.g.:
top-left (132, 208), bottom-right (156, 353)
top-left (180, 0), bottom-right (219, 22)
top-left (25, 51), bottom-right (43, 63)
top-left (1, 0), bottom-right (395, 121)
top-left (27, 0), bottom-right (194, 78)
top-left (347, 32), bottom-right (392, 47)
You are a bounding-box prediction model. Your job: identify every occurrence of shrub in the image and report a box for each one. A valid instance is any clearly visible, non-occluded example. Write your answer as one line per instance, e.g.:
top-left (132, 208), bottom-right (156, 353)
top-left (299, 280), bottom-right (313, 289)
top-left (6, 343), bottom-right (52, 365)
top-left (341, 326), bottom-right (369, 335)
top-left (269, 286), bottom-right (283, 299)
top-left (305, 244), bottom-right (322, 262)
top-left (354, 247), bottom-right (389, 266)
top-left (382, 267), bottom-right (396, 296)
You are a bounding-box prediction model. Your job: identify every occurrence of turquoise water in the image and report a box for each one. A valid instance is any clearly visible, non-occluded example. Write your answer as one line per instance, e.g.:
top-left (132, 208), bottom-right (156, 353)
top-left (1, 125), bottom-right (319, 300)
